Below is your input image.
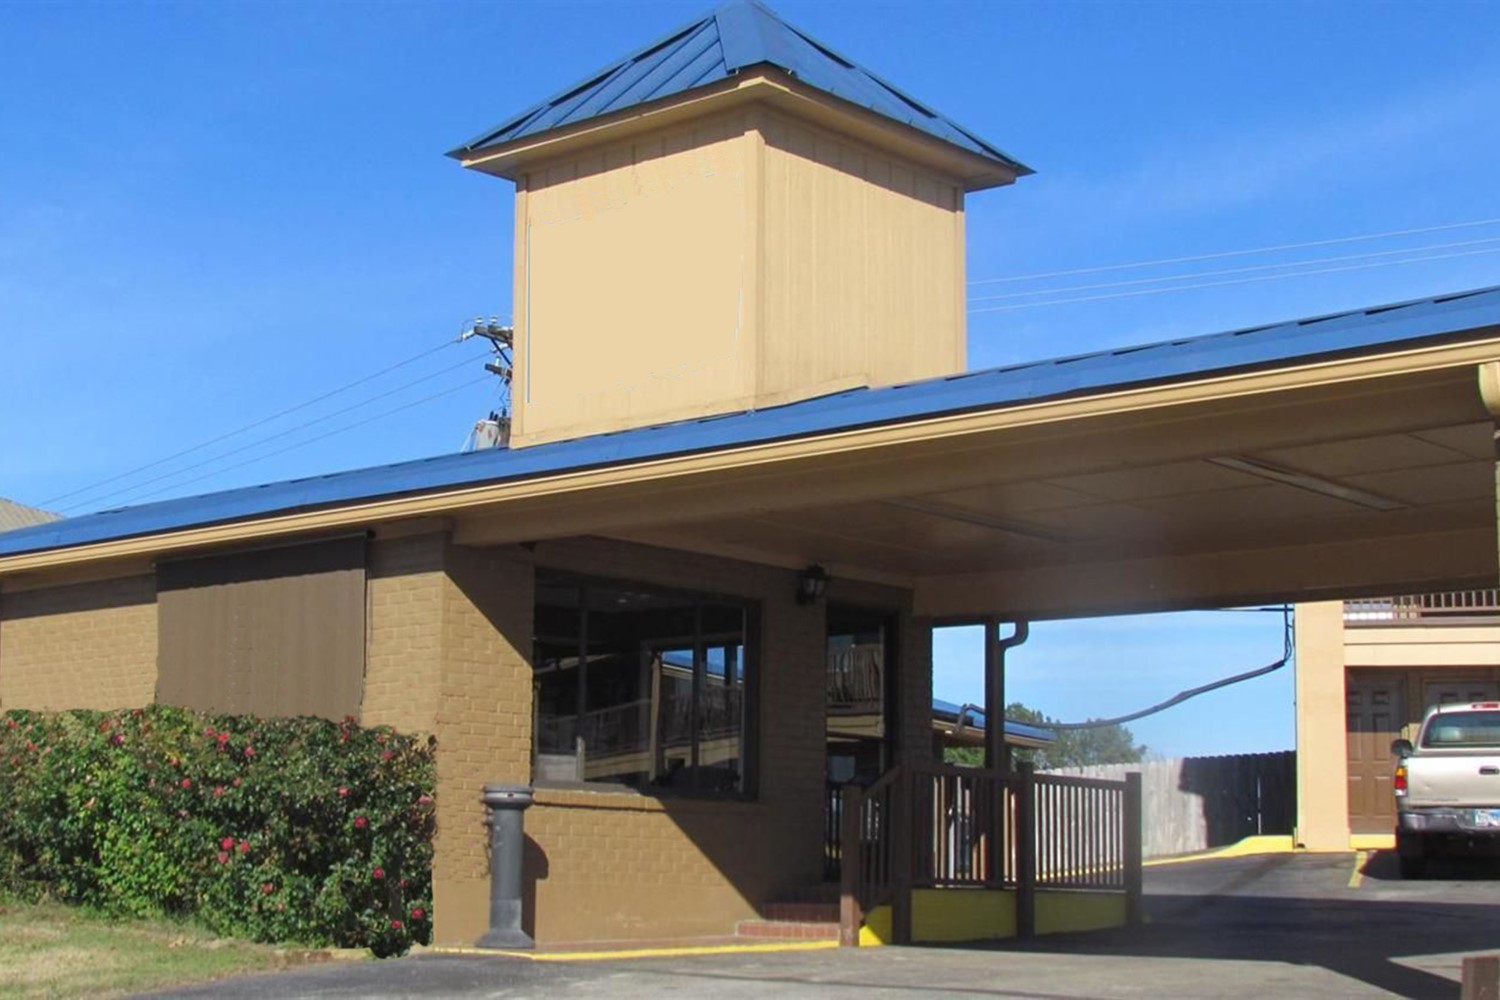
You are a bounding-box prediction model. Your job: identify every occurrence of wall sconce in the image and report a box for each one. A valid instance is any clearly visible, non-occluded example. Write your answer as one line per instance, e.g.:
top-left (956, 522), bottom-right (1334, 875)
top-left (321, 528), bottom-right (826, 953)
top-left (796, 564), bottom-right (829, 605)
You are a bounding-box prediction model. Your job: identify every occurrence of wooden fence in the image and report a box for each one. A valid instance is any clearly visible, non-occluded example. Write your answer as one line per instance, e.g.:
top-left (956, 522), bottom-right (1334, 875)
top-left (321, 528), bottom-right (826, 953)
top-left (1045, 751), bottom-right (1295, 859)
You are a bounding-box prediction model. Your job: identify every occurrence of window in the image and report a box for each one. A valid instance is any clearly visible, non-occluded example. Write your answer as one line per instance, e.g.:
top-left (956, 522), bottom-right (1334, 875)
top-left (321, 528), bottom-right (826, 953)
top-left (532, 572), bottom-right (756, 796)
top-left (1422, 711), bottom-right (1500, 749)
top-left (825, 608), bottom-right (894, 785)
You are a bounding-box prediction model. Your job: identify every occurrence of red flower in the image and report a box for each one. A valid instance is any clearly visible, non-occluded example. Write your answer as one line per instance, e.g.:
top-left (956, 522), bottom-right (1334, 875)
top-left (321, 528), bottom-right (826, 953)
top-left (220, 836), bottom-right (234, 850)
top-left (110, 733), bottom-right (125, 746)
top-left (410, 908), bottom-right (426, 921)
top-left (337, 786), bottom-right (349, 798)
top-left (237, 840), bottom-right (250, 854)
top-left (390, 920), bottom-right (403, 930)
top-left (399, 877), bottom-right (409, 889)
top-left (213, 786), bottom-right (225, 798)
top-left (417, 794), bottom-right (433, 806)
top-left (380, 750), bottom-right (393, 762)
top-left (216, 851), bottom-right (230, 865)
top-left (372, 867), bottom-right (385, 880)
top-left (232, 777), bottom-right (243, 788)
top-left (354, 816), bottom-right (368, 829)
top-left (261, 882), bottom-right (275, 895)
top-left (203, 727), bottom-right (216, 738)
top-left (180, 778), bottom-right (192, 789)
top-left (243, 746), bottom-right (256, 758)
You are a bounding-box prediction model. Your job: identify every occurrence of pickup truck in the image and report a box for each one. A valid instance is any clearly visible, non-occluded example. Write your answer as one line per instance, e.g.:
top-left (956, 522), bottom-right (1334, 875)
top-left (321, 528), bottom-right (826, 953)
top-left (1392, 701), bottom-right (1500, 878)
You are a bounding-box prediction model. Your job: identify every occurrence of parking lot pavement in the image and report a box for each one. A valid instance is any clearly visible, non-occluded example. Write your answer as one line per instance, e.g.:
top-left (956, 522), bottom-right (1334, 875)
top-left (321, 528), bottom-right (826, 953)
top-left (147, 852), bottom-right (1500, 1000)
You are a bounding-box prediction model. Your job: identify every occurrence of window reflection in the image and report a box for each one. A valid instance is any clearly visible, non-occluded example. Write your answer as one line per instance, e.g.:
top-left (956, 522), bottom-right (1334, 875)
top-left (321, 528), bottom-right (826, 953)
top-left (532, 573), bottom-right (753, 796)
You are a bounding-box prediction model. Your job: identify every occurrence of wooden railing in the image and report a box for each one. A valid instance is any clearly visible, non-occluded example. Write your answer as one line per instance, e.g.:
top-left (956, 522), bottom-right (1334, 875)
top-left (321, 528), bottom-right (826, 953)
top-left (840, 762), bottom-right (1142, 945)
top-left (1346, 589), bottom-right (1500, 625)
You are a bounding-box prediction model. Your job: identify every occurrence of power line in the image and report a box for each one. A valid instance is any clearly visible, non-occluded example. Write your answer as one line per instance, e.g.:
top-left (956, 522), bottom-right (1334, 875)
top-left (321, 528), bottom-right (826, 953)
top-left (967, 235), bottom-right (1500, 305)
top-left (1047, 607), bottom-right (1293, 731)
top-left (41, 337), bottom-right (469, 509)
top-left (968, 214), bottom-right (1500, 287)
top-left (63, 353), bottom-right (488, 513)
top-left (967, 244), bottom-right (1500, 315)
top-left (122, 375), bottom-right (494, 508)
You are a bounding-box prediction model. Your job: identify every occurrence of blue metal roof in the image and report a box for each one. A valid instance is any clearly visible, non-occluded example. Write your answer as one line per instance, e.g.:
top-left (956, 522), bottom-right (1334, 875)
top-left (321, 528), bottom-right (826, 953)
top-left (4, 283), bottom-right (1499, 561)
top-left (930, 698), bottom-right (1055, 743)
top-left (449, 0), bottom-right (1030, 174)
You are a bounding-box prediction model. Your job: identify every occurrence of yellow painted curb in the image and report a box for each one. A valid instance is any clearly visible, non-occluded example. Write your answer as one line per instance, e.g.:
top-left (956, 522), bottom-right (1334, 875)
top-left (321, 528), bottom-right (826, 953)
top-left (1347, 850), bottom-right (1367, 889)
top-left (430, 940), bottom-right (840, 962)
top-left (1349, 834), bottom-right (1395, 851)
top-left (1143, 834), bottom-right (1296, 868)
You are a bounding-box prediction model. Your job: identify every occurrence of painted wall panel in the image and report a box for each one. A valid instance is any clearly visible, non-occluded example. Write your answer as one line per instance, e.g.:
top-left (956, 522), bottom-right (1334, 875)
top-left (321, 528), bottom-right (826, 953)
top-left (516, 113), bottom-right (755, 445)
top-left (156, 538), bottom-right (366, 721)
top-left (759, 110), bottom-right (965, 398)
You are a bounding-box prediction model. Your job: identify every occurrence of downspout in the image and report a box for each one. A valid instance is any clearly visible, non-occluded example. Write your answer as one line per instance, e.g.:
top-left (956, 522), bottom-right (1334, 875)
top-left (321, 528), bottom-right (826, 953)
top-left (985, 618), bottom-right (1029, 772)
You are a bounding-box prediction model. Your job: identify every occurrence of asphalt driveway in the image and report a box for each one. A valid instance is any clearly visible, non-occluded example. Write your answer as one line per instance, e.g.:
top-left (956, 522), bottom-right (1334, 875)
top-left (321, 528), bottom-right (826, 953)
top-left (147, 851), bottom-right (1500, 999)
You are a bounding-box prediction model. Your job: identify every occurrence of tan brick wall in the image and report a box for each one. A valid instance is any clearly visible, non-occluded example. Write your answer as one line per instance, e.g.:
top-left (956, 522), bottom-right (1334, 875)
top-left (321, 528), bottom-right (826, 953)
top-left (363, 534), bottom-right (447, 733)
top-left (522, 537), bottom-right (847, 945)
top-left (900, 615), bottom-right (935, 764)
top-left (0, 575), bottom-right (158, 711)
top-left (430, 542), bottom-right (535, 946)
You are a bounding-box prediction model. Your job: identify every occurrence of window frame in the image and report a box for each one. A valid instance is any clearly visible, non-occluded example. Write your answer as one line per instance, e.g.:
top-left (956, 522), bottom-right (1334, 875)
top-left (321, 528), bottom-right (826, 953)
top-left (531, 569), bottom-right (760, 800)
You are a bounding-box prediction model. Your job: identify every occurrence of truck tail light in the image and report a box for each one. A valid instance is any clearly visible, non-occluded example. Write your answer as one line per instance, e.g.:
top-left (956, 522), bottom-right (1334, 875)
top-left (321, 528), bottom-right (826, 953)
top-left (1394, 765), bottom-right (1408, 797)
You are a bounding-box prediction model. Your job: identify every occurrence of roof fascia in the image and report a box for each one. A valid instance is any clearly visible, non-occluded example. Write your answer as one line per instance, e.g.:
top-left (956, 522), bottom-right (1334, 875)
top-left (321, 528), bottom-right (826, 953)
top-left (456, 68), bottom-right (1022, 191)
top-left (3, 333), bottom-right (1497, 579)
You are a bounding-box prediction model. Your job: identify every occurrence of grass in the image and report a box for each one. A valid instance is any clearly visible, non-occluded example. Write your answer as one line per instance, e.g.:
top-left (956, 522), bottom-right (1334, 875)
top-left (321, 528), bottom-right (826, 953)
top-left (0, 901), bottom-right (302, 999)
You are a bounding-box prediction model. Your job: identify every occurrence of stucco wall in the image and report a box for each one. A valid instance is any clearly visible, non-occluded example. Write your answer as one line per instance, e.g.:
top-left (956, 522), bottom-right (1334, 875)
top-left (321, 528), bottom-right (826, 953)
top-left (0, 574), bottom-right (158, 710)
top-left (1295, 601), bottom-right (1348, 852)
top-left (1295, 601), bottom-right (1500, 852)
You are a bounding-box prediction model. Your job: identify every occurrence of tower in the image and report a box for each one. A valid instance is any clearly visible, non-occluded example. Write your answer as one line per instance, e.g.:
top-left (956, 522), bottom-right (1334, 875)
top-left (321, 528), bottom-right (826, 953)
top-left (450, 0), bottom-right (1030, 448)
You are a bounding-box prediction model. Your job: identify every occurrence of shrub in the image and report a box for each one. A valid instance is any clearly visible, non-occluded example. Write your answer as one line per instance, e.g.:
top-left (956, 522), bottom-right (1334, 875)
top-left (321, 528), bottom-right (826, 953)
top-left (0, 705), bottom-right (435, 956)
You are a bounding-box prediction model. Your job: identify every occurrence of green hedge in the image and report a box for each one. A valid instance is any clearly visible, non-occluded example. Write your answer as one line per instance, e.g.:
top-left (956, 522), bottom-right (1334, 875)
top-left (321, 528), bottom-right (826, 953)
top-left (0, 705), bottom-right (435, 956)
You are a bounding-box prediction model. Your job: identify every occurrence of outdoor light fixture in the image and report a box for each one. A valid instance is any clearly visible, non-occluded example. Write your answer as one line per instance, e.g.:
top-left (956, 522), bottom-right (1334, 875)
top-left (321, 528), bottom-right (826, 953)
top-left (795, 564), bottom-right (829, 605)
top-left (1206, 456), bottom-right (1406, 511)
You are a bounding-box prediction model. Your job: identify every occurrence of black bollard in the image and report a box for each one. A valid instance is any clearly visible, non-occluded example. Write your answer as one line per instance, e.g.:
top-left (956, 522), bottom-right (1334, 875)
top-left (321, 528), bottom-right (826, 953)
top-left (476, 783), bottom-right (535, 950)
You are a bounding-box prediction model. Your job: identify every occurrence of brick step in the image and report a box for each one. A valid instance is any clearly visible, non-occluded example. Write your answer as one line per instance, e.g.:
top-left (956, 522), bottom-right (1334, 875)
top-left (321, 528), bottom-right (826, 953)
top-left (760, 902), bottom-right (840, 923)
top-left (735, 919), bottom-right (840, 940)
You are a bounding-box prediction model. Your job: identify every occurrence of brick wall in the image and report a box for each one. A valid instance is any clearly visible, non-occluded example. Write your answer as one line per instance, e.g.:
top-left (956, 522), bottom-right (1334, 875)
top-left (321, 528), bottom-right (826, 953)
top-left (430, 542), bottom-right (535, 945)
top-left (363, 535), bottom-right (447, 733)
top-left (0, 574), bottom-right (158, 710)
top-left (900, 615), bottom-right (935, 764)
top-left (520, 537), bottom-right (889, 945)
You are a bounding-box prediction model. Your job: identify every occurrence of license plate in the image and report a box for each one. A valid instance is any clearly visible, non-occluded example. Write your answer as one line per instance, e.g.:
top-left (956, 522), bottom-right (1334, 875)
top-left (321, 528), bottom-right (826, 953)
top-left (1471, 809), bottom-right (1500, 827)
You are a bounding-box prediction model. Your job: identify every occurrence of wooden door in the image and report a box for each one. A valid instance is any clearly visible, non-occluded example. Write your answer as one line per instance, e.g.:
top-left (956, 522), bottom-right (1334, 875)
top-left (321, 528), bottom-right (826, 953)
top-left (1346, 672), bottom-right (1404, 835)
top-left (1423, 679), bottom-right (1499, 713)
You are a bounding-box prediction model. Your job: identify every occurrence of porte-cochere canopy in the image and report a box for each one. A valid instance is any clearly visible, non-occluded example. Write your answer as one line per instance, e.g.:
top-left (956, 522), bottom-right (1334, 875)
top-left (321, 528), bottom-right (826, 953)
top-left (6, 284), bottom-right (1497, 622)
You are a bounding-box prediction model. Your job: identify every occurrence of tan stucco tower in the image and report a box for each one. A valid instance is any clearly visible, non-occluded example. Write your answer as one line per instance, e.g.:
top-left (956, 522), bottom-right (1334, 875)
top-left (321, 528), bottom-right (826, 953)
top-left (449, 0), bottom-right (1030, 446)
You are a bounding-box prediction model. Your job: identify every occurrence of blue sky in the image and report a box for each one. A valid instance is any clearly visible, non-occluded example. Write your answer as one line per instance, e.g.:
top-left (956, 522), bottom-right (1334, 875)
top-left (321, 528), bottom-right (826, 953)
top-left (4, 1), bottom-right (1499, 757)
